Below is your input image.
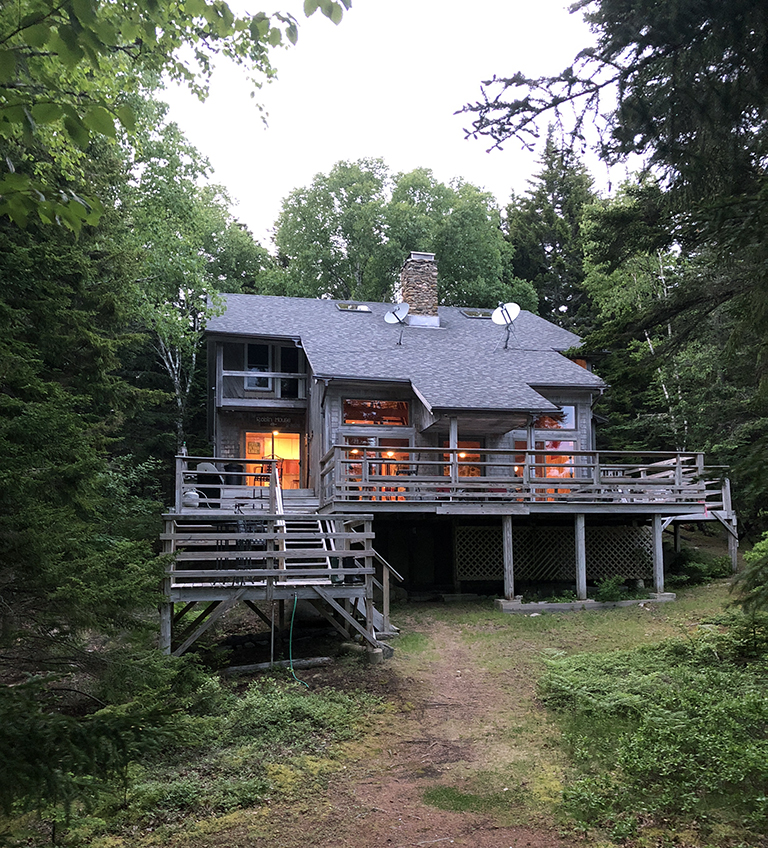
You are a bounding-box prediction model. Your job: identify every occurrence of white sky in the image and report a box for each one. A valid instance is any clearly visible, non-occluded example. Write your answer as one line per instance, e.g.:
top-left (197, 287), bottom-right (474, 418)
top-left (163, 0), bottom-right (607, 245)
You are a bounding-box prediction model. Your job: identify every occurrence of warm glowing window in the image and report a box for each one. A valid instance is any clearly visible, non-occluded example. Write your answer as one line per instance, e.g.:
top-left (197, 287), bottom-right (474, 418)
top-left (343, 400), bottom-right (409, 426)
top-left (534, 406), bottom-right (576, 430)
top-left (535, 440), bottom-right (575, 478)
top-left (442, 440), bottom-right (482, 477)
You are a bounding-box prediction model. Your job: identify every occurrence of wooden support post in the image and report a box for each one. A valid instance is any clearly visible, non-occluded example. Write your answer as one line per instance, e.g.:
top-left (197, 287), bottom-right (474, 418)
top-left (160, 517), bottom-right (174, 653)
top-left (674, 522), bottom-right (682, 553)
top-left (159, 603), bottom-right (172, 655)
top-left (502, 514), bottom-right (514, 600)
top-left (244, 600), bottom-right (272, 628)
top-left (172, 589), bottom-right (248, 657)
top-left (728, 516), bottom-right (739, 573)
top-left (653, 514), bottom-right (665, 593)
top-left (575, 514), bottom-right (587, 600)
top-left (449, 416), bottom-right (459, 485)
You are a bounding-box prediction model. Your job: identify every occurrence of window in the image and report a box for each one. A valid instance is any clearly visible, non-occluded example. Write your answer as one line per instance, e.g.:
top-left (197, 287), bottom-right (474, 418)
top-left (343, 399), bottom-right (409, 426)
top-left (442, 440), bottom-right (483, 477)
top-left (280, 346), bottom-right (300, 399)
top-left (534, 405), bottom-right (576, 430)
top-left (220, 341), bottom-right (305, 400)
top-left (535, 440), bottom-right (575, 479)
top-left (246, 344), bottom-right (270, 391)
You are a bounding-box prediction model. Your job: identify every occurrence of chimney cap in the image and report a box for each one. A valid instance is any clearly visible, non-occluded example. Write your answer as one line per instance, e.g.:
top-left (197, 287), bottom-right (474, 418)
top-left (408, 251), bottom-right (435, 262)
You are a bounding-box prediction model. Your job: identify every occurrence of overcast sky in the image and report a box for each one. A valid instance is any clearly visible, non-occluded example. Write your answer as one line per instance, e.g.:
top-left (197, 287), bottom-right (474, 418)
top-left (163, 0), bottom-right (607, 245)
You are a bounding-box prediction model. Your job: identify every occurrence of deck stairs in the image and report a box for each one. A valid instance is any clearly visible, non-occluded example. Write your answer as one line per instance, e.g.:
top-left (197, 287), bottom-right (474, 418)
top-left (277, 493), bottom-right (398, 637)
top-left (279, 515), bottom-right (333, 576)
top-left (282, 489), bottom-right (320, 514)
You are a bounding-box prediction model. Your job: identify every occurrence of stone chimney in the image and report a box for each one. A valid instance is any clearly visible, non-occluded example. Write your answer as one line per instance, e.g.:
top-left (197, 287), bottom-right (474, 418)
top-left (395, 251), bottom-right (440, 327)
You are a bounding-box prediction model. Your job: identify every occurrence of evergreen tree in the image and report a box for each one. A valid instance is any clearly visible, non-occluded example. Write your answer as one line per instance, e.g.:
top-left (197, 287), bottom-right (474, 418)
top-left (504, 131), bottom-right (597, 328)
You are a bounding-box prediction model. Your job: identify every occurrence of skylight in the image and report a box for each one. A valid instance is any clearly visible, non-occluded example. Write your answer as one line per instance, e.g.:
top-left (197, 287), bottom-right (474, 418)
top-left (460, 308), bottom-right (493, 319)
top-left (336, 303), bottom-right (371, 313)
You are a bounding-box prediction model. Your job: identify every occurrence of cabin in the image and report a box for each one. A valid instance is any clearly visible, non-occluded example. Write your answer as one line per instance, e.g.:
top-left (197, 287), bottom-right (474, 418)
top-left (160, 252), bottom-right (737, 656)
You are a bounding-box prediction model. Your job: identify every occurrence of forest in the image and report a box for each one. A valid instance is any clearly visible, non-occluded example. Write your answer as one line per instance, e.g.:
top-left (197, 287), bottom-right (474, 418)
top-left (1, 0), bottom-right (768, 844)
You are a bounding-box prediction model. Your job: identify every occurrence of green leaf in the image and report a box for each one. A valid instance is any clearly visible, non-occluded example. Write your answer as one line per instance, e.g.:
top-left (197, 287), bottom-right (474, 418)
top-left (249, 15), bottom-right (270, 39)
top-left (31, 103), bottom-right (64, 124)
top-left (304, 0), bottom-right (319, 16)
top-left (329, 3), bottom-right (343, 24)
top-left (63, 113), bottom-right (91, 148)
top-left (184, 0), bottom-right (207, 15)
top-left (72, 0), bottom-right (98, 24)
top-left (0, 50), bottom-right (17, 82)
top-left (268, 27), bottom-right (281, 47)
top-left (83, 106), bottom-right (116, 138)
top-left (116, 104), bottom-right (136, 132)
top-left (286, 23), bottom-right (298, 45)
top-left (50, 31), bottom-right (85, 69)
top-left (22, 23), bottom-right (51, 48)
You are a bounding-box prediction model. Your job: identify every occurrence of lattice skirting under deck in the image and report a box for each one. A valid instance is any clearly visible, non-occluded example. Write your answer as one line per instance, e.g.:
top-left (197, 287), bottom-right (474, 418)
top-left (455, 523), bottom-right (654, 583)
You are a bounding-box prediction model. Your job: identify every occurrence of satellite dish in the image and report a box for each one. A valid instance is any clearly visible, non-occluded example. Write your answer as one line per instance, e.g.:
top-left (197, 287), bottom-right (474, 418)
top-left (384, 303), bottom-right (410, 324)
top-left (491, 302), bottom-right (521, 326)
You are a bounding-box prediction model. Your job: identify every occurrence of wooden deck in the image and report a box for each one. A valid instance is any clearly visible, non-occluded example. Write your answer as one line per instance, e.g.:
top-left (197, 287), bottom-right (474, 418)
top-left (175, 449), bottom-right (730, 516)
top-left (164, 452), bottom-right (737, 628)
top-left (159, 511), bottom-right (400, 657)
top-left (318, 446), bottom-right (730, 517)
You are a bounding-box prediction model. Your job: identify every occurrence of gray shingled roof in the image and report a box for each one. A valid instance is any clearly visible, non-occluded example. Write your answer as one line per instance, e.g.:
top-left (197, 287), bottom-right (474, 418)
top-left (207, 295), bottom-right (605, 413)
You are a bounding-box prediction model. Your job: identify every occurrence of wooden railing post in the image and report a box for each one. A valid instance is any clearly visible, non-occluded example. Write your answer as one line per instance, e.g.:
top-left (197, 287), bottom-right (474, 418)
top-left (175, 456), bottom-right (184, 512)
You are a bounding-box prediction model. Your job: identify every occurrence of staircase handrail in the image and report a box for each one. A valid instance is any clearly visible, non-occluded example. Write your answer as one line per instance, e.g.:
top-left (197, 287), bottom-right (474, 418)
top-left (373, 549), bottom-right (404, 583)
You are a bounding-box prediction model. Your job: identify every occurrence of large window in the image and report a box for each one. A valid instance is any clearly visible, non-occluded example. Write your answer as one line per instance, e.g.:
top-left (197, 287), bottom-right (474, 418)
top-left (535, 439), bottom-right (575, 478)
top-left (534, 405), bottom-right (576, 430)
top-left (441, 440), bottom-right (483, 477)
top-left (343, 399), bottom-right (409, 426)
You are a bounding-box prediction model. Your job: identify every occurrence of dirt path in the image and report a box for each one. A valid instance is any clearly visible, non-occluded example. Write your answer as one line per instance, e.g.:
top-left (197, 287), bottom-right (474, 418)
top-left (253, 616), bottom-right (567, 848)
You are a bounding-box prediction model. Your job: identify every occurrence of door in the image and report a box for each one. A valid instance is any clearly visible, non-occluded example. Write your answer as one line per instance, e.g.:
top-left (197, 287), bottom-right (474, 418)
top-left (245, 431), bottom-right (302, 489)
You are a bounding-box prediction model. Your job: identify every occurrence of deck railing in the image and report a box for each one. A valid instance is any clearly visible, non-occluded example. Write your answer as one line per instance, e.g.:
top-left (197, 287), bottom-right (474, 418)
top-left (163, 513), bottom-right (375, 591)
top-left (174, 449), bottom-right (729, 513)
top-left (319, 445), bottom-right (728, 510)
top-left (175, 455), bottom-right (283, 513)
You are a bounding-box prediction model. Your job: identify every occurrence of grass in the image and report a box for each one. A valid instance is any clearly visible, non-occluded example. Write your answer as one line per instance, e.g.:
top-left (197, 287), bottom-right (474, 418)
top-left (395, 582), bottom-right (768, 846)
top-left (3, 673), bottom-right (383, 847)
top-left (6, 576), bottom-right (759, 848)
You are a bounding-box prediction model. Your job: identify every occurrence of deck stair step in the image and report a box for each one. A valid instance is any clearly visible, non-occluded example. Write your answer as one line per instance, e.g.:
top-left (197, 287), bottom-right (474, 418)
top-left (282, 491), bottom-right (320, 514)
top-left (280, 516), bottom-right (332, 571)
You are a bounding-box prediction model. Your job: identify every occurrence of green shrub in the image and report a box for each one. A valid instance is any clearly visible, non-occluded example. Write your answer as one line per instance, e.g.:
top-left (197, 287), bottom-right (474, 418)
top-left (593, 575), bottom-right (626, 602)
top-left (666, 545), bottom-right (732, 588)
top-left (733, 530), bottom-right (768, 614)
top-left (539, 617), bottom-right (768, 833)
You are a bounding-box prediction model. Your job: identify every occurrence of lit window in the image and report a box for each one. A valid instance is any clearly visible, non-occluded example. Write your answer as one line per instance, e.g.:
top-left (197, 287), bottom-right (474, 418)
top-left (343, 400), bottom-right (409, 426)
